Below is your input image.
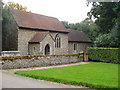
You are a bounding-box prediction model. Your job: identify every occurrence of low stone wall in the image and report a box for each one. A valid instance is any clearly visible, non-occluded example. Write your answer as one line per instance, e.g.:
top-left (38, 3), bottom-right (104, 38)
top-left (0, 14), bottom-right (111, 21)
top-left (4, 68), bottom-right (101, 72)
top-left (1, 55), bottom-right (80, 69)
top-left (1, 51), bottom-right (20, 56)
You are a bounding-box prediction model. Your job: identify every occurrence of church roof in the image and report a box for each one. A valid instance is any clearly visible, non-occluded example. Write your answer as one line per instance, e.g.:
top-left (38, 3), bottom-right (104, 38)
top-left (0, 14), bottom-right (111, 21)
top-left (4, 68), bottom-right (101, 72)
top-left (29, 29), bottom-right (91, 43)
top-left (68, 29), bottom-right (92, 43)
top-left (10, 9), bottom-right (91, 43)
top-left (10, 9), bottom-right (68, 33)
top-left (29, 32), bottom-right (48, 43)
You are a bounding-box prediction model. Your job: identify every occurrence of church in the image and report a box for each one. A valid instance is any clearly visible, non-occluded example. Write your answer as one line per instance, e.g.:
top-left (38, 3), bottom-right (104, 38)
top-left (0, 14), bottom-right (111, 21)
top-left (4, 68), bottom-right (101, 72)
top-left (3, 9), bottom-right (91, 55)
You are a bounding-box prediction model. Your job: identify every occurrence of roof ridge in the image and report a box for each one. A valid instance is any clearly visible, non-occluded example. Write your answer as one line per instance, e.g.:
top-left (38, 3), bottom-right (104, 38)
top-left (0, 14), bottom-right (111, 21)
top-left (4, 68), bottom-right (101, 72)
top-left (68, 29), bottom-right (92, 42)
top-left (10, 8), bottom-right (68, 33)
top-left (9, 8), bottom-right (58, 20)
top-left (67, 29), bottom-right (84, 33)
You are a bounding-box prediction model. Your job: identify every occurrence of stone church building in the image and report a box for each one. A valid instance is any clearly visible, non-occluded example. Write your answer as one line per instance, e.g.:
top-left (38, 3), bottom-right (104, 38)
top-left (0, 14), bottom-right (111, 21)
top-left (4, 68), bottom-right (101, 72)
top-left (2, 9), bottom-right (91, 55)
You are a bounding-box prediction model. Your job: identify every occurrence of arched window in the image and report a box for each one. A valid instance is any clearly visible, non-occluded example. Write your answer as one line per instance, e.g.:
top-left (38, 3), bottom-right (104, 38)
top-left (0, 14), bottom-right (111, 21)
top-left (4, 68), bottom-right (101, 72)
top-left (55, 34), bottom-right (61, 48)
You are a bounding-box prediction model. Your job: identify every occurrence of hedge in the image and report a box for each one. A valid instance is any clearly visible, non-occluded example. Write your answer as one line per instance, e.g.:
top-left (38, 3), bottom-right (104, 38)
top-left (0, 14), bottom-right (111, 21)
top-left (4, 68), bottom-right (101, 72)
top-left (87, 47), bottom-right (119, 64)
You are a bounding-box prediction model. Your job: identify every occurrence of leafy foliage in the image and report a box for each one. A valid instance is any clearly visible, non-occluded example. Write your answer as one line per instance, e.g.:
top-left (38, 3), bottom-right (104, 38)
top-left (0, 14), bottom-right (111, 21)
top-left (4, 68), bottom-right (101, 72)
top-left (62, 2), bottom-right (120, 48)
top-left (2, 1), bottom-right (28, 50)
top-left (4, 1), bottom-right (27, 11)
top-left (88, 2), bottom-right (120, 47)
top-left (61, 18), bottom-right (99, 43)
top-left (0, 1), bottom-right (2, 21)
top-left (87, 47), bottom-right (119, 64)
top-left (2, 8), bottom-right (16, 50)
top-left (88, 2), bottom-right (117, 33)
top-left (93, 34), bottom-right (114, 47)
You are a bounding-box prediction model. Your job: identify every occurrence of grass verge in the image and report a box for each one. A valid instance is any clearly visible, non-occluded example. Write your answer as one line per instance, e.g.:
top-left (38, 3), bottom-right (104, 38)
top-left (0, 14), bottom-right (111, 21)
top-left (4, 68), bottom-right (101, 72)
top-left (14, 62), bottom-right (118, 88)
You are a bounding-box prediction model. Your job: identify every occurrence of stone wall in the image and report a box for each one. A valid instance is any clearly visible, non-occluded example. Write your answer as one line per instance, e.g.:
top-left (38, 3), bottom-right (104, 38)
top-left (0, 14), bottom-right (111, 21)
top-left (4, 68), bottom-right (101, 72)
top-left (1, 55), bottom-right (80, 69)
top-left (28, 43), bottom-right (40, 55)
top-left (40, 33), bottom-right (54, 55)
top-left (68, 42), bottom-right (91, 54)
top-left (18, 29), bottom-right (37, 55)
top-left (50, 33), bottom-right (68, 55)
top-left (1, 51), bottom-right (20, 56)
top-left (18, 29), bottom-right (69, 55)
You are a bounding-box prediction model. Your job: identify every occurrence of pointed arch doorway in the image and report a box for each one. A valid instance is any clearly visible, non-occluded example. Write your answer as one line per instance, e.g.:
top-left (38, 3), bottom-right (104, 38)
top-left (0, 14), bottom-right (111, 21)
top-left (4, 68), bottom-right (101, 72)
top-left (45, 44), bottom-right (50, 55)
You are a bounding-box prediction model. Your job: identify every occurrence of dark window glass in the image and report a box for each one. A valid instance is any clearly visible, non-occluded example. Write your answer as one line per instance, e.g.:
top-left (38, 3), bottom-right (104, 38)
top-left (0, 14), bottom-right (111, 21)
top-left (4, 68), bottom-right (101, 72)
top-left (55, 34), bottom-right (60, 48)
top-left (74, 44), bottom-right (77, 50)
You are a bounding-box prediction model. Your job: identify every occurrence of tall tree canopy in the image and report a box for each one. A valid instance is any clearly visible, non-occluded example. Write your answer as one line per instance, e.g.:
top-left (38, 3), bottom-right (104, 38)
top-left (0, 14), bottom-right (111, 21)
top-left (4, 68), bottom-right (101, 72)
top-left (2, 1), bottom-right (28, 50)
top-left (0, 1), bottom-right (2, 21)
top-left (87, 2), bottom-right (120, 47)
top-left (88, 2), bottom-right (119, 34)
top-left (62, 2), bottom-right (120, 47)
top-left (61, 18), bottom-right (99, 43)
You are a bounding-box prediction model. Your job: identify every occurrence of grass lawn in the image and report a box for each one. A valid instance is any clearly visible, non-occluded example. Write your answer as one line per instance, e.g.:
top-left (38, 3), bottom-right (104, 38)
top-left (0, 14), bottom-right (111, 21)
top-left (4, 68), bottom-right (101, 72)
top-left (15, 62), bottom-right (118, 88)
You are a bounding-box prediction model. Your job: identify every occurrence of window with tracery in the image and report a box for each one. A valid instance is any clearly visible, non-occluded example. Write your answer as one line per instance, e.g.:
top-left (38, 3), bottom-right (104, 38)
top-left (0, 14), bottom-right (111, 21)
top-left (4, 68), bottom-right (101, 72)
top-left (55, 34), bottom-right (61, 48)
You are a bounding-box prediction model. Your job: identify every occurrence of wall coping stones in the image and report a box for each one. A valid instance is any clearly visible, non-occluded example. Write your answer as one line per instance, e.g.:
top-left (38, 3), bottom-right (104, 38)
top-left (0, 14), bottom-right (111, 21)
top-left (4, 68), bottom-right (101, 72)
top-left (1, 54), bottom-right (82, 69)
top-left (1, 51), bottom-right (20, 56)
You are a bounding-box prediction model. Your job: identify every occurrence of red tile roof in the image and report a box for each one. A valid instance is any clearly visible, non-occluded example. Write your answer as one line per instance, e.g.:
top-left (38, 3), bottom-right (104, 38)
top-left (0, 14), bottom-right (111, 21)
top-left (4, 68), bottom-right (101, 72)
top-left (10, 9), bottom-right (68, 33)
top-left (29, 29), bottom-right (92, 43)
top-left (68, 29), bottom-right (92, 43)
top-left (29, 32), bottom-right (48, 43)
top-left (9, 9), bottom-right (91, 43)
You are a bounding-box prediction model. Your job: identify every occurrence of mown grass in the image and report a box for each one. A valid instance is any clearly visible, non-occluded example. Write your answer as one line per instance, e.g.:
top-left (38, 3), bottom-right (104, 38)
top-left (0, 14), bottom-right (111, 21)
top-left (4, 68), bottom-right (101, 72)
top-left (15, 62), bottom-right (118, 88)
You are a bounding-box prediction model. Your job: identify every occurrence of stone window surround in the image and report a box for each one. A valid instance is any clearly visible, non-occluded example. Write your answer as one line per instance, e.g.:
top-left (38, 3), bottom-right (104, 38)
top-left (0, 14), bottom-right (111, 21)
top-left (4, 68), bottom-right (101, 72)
top-left (74, 43), bottom-right (77, 51)
top-left (55, 34), bottom-right (61, 48)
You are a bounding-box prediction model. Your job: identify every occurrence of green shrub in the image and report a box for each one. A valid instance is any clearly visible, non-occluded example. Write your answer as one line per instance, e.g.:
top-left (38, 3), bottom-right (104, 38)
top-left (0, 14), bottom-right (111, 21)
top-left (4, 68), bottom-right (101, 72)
top-left (87, 47), bottom-right (119, 64)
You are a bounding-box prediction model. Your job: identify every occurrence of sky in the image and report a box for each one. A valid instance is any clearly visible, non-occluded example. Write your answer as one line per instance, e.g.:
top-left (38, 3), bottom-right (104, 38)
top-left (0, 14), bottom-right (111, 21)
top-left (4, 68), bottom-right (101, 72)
top-left (3, 0), bottom-right (92, 23)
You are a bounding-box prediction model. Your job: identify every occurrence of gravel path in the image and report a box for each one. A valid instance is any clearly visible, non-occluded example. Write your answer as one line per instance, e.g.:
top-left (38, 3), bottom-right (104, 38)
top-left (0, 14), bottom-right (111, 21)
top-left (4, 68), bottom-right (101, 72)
top-left (7, 62), bottom-right (89, 72)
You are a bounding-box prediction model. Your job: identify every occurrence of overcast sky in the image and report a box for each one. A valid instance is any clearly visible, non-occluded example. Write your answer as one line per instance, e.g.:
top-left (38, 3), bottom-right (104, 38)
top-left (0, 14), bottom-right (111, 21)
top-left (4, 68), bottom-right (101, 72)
top-left (3, 0), bottom-right (92, 23)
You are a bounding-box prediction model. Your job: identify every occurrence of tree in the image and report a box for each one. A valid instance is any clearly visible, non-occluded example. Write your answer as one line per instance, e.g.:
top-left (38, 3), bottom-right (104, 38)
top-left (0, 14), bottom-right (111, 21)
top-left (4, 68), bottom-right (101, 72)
top-left (61, 21), bottom-right (70, 28)
top-left (0, 0), bottom-right (2, 21)
top-left (87, 2), bottom-right (120, 47)
top-left (93, 34), bottom-right (112, 47)
top-left (88, 2), bottom-right (118, 34)
top-left (2, 1), bottom-right (28, 50)
top-left (0, 0), bottom-right (2, 54)
top-left (61, 18), bottom-right (99, 42)
top-left (4, 1), bottom-right (27, 11)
